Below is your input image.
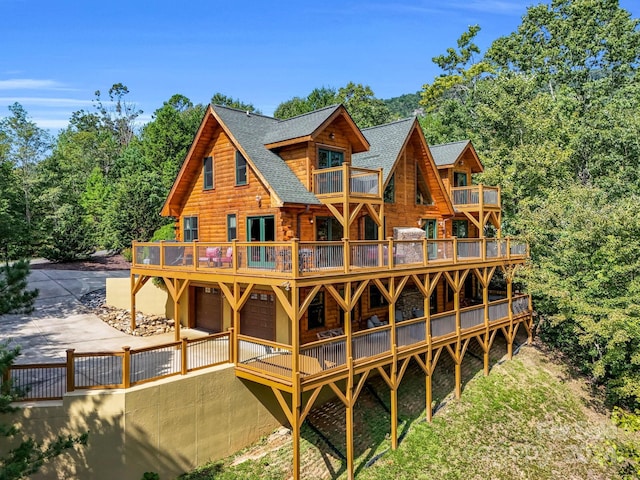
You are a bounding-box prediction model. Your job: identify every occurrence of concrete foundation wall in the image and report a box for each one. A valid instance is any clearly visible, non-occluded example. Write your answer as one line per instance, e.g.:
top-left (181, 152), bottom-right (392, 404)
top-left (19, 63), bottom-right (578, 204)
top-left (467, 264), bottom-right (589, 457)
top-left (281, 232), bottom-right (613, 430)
top-left (7, 365), bottom-right (285, 480)
top-left (106, 278), bottom-right (189, 323)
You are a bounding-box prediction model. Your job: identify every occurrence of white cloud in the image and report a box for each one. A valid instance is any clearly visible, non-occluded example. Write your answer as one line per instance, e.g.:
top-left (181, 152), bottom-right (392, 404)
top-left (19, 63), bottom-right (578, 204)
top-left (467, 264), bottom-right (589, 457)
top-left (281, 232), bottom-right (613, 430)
top-left (0, 96), bottom-right (94, 107)
top-left (0, 79), bottom-right (69, 90)
top-left (32, 118), bottom-right (71, 130)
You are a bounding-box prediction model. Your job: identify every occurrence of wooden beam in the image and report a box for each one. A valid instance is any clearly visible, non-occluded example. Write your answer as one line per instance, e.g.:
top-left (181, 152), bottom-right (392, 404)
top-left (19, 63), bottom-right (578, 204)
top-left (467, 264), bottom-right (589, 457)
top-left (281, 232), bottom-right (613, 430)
top-left (325, 284), bottom-right (348, 312)
top-left (272, 285), bottom-right (294, 321)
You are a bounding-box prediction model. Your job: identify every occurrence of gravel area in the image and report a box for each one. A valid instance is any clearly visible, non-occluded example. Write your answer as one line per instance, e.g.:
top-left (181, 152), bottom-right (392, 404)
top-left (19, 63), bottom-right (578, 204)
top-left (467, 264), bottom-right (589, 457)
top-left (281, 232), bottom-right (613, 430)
top-left (80, 289), bottom-right (175, 337)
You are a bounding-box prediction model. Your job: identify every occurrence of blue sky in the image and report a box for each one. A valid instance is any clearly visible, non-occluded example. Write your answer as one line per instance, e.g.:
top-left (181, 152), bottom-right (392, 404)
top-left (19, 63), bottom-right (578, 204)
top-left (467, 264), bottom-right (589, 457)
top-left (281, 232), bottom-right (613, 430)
top-left (1, 0), bottom-right (638, 132)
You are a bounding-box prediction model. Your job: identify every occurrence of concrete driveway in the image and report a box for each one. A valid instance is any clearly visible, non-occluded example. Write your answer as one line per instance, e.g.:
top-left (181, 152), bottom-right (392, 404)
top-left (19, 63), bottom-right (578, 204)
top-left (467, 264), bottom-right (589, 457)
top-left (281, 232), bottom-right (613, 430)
top-left (0, 268), bottom-right (183, 364)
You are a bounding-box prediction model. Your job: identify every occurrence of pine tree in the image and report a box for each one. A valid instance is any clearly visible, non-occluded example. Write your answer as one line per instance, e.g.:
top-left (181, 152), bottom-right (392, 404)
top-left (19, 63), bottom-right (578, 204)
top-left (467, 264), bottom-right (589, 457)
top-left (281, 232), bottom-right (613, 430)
top-left (0, 260), bottom-right (38, 315)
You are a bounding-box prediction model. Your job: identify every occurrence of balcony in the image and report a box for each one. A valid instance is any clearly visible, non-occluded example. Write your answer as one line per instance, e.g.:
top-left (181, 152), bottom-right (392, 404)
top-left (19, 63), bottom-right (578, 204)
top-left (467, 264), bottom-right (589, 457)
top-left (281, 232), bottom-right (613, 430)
top-left (312, 164), bottom-right (382, 202)
top-left (450, 185), bottom-right (500, 211)
top-left (9, 296), bottom-right (532, 400)
top-left (236, 294), bottom-right (531, 387)
top-left (131, 237), bottom-right (528, 279)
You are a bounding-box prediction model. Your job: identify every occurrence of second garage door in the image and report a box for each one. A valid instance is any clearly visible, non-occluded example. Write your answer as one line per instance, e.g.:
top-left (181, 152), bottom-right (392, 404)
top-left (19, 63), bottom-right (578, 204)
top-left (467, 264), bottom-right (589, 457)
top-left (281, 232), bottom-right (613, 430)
top-left (240, 291), bottom-right (276, 341)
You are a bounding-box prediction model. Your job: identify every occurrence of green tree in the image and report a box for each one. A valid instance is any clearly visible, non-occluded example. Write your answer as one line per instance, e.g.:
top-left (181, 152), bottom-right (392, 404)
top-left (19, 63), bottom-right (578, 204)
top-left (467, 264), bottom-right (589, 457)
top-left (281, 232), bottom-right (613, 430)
top-left (0, 104), bottom-right (51, 253)
top-left (418, 0), bottom-right (640, 409)
top-left (140, 94), bottom-right (205, 190)
top-left (336, 82), bottom-right (391, 128)
top-left (274, 83), bottom-right (391, 128)
top-left (93, 83), bottom-right (143, 155)
top-left (210, 93), bottom-right (260, 113)
top-left (0, 260), bottom-right (37, 315)
top-left (273, 87), bottom-right (337, 119)
top-left (487, 0), bottom-right (640, 97)
top-left (0, 343), bottom-right (87, 479)
top-left (0, 153), bottom-right (28, 262)
top-left (103, 145), bottom-right (168, 249)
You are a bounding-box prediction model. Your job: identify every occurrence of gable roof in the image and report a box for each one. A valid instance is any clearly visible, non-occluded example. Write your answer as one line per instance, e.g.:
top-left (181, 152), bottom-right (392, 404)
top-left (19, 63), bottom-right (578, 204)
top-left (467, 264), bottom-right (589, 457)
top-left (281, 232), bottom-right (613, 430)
top-left (353, 117), bottom-right (415, 185)
top-left (353, 117), bottom-right (454, 215)
top-left (212, 105), bottom-right (320, 206)
top-left (263, 104), bottom-right (369, 152)
top-left (429, 139), bottom-right (483, 172)
top-left (162, 105), bottom-right (322, 216)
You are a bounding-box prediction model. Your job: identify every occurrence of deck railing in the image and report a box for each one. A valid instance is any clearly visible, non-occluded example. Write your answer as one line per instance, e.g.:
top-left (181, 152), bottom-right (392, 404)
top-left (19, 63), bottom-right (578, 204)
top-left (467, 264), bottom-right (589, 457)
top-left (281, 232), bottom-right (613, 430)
top-left (312, 164), bottom-right (382, 198)
top-left (451, 185), bottom-right (500, 208)
top-left (132, 237), bottom-right (528, 277)
top-left (7, 332), bottom-right (231, 401)
top-left (8, 294), bottom-right (531, 399)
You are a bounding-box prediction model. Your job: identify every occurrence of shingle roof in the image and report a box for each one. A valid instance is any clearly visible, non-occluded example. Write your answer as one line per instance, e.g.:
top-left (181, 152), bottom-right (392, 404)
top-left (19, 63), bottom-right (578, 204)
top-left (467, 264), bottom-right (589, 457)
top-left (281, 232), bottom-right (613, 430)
top-left (262, 105), bottom-right (342, 145)
top-left (429, 140), bottom-right (471, 167)
top-left (212, 105), bottom-right (321, 205)
top-left (353, 117), bottom-right (415, 184)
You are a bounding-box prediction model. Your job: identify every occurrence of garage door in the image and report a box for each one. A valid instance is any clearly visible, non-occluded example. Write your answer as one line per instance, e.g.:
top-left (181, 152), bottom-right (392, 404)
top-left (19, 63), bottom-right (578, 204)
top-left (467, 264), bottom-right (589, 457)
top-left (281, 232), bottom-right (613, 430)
top-left (194, 286), bottom-right (222, 332)
top-left (241, 291), bottom-right (276, 341)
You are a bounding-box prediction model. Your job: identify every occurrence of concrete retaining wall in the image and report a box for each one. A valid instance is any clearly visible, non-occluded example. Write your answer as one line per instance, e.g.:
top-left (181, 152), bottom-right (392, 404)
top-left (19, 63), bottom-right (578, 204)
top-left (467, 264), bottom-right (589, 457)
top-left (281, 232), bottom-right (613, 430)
top-left (6, 364), bottom-right (285, 480)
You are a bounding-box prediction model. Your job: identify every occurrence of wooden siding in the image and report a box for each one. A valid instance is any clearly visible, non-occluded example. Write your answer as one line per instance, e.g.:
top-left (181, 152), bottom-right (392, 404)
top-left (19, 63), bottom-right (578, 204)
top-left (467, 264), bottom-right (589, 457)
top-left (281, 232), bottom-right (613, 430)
top-left (178, 126), bottom-right (292, 242)
top-left (382, 129), bottom-right (451, 238)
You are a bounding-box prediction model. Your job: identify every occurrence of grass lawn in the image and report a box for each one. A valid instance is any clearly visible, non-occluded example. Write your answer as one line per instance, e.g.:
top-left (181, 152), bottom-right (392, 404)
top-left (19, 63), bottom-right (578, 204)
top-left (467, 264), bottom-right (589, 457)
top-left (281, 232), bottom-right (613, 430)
top-left (181, 342), bottom-right (632, 479)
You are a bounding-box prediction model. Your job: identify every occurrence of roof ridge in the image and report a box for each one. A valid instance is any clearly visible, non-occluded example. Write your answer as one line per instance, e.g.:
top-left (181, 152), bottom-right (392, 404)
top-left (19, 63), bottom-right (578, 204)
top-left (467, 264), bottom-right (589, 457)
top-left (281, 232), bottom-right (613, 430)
top-left (429, 139), bottom-right (470, 148)
top-left (211, 104), bottom-right (276, 121)
top-left (274, 104), bottom-right (342, 124)
top-left (361, 116), bottom-right (415, 131)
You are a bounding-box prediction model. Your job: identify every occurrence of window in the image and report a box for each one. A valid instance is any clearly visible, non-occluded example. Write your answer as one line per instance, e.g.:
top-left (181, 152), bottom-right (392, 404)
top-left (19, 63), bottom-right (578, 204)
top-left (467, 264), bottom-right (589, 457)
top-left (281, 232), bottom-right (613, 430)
top-left (183, 216), bottom-right (198, 242)
top-left (452, 220), bottom-right (468, 238)
top-left (430, 291), bottom-right (438, 314)
top-left (203, 156), bottom-right (214, 190)
top-left (316, 216), bottom-right (343, 241)
top-left (318, 148), bottom-right (344, 169)
top-left (453, 171), bottom-right (468, 187)
top-left (369, 284), bottom-right (388, 309)
top-left (227, 214), bottom-right (237, 241)
top-left (364, 215), bottom-right (378, 240)
top-left (384, 173), bottom-right (395, 203)
top-left (308, 291), bottom-right (325, 329)
top-left (235, 151), bottom-right (247, 185)
top-left (416, 165), bottom-right (433, 205)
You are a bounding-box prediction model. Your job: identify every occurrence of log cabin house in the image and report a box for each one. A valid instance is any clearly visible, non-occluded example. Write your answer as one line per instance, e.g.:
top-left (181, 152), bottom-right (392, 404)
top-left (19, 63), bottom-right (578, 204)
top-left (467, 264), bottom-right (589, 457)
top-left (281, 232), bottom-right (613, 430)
top-left (130, 104), bottom-right (532, 479)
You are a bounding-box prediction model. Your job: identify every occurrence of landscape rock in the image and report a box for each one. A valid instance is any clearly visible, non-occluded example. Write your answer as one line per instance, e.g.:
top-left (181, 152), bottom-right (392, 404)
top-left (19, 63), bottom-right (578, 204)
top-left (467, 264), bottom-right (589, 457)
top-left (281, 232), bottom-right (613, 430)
top-left (80, 289), bottom-right (175, 337)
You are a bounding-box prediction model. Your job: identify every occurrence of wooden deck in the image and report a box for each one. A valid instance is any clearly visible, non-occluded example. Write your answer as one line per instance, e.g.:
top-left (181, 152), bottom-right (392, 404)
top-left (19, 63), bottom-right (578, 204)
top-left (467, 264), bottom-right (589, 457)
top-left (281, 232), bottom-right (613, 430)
top-left (131, 237), bottom-right (528, 280)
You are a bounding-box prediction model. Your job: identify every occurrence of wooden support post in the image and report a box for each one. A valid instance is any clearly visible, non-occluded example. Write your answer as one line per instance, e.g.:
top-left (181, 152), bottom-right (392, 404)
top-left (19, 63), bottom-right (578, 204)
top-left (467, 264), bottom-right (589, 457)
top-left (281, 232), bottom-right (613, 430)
top-left (345, 358), bottom-right (355, 480)
top-left (291, 285), bottom-right (302, 480)
top-left (483, 269), bottom-right (490, 376)
top-left (130, 274), bottom-right (136, 331)
top-left (507, 276), bottom-right (514, 359)
top-left (122, 346), bottom-right (131, 388)
top-left (232, 283), bottom-right (240, 364)
top-left (390, 366), bottom-right (398, 450)
top-left (66, 349), bottom-right (75, 393)
top-left (181, 338), bottom-right (188, 375)
top-left (389, 278), bottom-right (399, 450)
top-left (425, 360), bottom-right (433, 422)
top-left (454, 272), bottom-right (462, 400)
top-left (291, 377), bottom-right (302, 480)
top-left (228, 327), bottom-right (234, 363)
top-left (174, 291), bottom-right (181, 342)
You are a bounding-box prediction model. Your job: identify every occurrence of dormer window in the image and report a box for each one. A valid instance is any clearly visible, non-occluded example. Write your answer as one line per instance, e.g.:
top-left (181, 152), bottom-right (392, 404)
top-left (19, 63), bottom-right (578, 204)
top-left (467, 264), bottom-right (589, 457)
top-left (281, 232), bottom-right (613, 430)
top-left (318, 148), bottom-right (344, 169)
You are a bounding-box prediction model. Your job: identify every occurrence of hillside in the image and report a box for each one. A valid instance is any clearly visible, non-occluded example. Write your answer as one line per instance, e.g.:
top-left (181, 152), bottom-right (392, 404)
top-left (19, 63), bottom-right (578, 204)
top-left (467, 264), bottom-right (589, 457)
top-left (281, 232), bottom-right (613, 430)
top-left (181, 337), bottom-right (635, 479)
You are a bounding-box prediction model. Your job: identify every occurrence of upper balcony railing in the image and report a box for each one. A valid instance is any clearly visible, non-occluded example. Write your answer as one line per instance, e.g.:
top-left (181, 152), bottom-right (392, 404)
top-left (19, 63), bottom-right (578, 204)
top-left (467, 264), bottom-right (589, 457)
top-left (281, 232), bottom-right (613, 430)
top-left (450, 185), bottom-right (500, 210)
top-left (312, 164), bottom-right (382, 200)
top-left (131, 237), bottom-right (528, 278)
